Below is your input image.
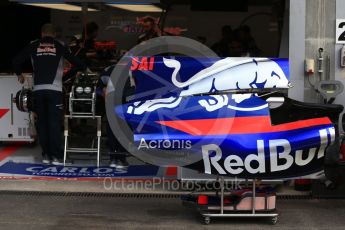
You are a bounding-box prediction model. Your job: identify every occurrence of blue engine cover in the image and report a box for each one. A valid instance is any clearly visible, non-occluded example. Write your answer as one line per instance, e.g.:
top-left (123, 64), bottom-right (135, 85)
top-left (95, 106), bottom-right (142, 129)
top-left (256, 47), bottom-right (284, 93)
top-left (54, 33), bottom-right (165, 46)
top-left (115, 57), bottom-right (335, 179)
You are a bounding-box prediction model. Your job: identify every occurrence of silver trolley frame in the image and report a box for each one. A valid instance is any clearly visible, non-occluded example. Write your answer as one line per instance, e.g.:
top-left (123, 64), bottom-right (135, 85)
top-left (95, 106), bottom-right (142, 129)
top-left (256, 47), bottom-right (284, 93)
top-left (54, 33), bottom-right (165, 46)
top-left (199, 177), bottom-right (279, 225)
top-left (63, 86), bottom-right (102, 167)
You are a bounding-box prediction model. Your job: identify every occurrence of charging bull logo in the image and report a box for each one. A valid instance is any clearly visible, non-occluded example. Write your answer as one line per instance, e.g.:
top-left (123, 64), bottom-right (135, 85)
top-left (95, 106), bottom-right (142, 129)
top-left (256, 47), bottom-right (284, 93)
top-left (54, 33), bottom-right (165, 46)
top-left (127, 57), bottom-right (289, 115)
top-left (163, 57), bottom-right (289, 98)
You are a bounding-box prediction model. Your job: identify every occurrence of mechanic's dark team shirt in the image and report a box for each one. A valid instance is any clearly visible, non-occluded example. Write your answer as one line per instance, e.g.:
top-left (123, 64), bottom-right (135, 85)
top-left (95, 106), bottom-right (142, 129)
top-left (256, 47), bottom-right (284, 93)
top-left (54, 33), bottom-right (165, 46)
top-left (13, 36), bottom-right (86, 92)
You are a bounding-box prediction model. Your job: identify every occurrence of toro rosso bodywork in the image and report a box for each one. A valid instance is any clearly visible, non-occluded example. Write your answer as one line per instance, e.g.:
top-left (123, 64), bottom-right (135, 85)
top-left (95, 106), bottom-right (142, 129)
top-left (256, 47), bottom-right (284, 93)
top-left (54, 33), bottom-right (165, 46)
top-left (116, 57), bottom-right (343, 179)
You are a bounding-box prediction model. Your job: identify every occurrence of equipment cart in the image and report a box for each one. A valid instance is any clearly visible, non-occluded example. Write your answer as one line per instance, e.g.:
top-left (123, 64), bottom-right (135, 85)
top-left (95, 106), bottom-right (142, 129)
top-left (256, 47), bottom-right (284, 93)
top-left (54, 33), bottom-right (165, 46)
top-left (195, 177), bottom-right (279, 225)
top-left (63, 73), bottom-right (102, 166)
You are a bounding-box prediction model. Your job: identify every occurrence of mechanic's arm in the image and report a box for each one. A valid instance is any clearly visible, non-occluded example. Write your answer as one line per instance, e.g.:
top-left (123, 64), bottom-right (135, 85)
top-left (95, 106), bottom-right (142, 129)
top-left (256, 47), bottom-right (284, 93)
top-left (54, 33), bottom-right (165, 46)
top-left (63, 45), bottom-right (87, 72)
top-left (12, 44), bottom-right (32, 84)
top-left (96, 73), bottom-right (108, 98)
top-left (96, 80), bottom-right (107, 98)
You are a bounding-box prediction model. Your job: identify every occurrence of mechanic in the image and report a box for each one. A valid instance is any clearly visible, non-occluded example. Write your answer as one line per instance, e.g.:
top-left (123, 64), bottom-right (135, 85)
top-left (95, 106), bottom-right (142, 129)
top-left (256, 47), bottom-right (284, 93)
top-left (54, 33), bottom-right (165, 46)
top-left (13, 23), bottom-right (86, 165)
top-left (236, 25), bottom-right (261, 57)
top-left (70, 21), bottom-right (99, 66)
top-left (137, 16), bottom-right (162, 44)
top-left (97, 65), bottom-right (134, 169)
top-left (211, 25), bottom-right (233, 57)
top-left (63, 22), bottom-right (99, 82)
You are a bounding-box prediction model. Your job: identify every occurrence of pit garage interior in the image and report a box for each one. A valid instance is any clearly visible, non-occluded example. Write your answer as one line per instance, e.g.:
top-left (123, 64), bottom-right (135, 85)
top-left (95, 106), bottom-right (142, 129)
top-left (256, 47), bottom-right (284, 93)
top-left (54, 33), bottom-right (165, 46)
top-left (1, 0), bottom-right (345, 229)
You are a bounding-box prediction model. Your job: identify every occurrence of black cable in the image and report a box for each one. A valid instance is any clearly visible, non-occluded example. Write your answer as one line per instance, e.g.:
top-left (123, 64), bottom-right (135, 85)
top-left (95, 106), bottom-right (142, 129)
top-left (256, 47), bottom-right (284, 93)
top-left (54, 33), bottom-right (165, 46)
top-left (158, 0), bottom-right (172, 35)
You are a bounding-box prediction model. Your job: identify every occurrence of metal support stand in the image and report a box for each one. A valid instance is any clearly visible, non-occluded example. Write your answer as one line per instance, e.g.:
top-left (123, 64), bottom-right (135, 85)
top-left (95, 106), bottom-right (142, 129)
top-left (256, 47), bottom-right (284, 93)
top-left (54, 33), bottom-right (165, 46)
top-left (200, 177), bottom-right (279, 225)
top-left (69, 91), bottom-right (96, 118)
top-left (63, 115), bottom-right (102, 167)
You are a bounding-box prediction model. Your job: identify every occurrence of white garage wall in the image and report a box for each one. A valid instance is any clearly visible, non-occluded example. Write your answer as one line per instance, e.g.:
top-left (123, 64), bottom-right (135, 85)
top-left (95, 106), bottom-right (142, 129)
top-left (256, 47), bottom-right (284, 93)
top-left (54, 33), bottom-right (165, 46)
top-left (335, 0), bottom-right (345, 106)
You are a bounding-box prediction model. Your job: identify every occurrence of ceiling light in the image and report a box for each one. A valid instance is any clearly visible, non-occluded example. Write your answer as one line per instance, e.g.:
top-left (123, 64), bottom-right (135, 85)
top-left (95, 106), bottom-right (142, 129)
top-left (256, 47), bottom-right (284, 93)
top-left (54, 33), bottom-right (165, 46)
top-left (22, 3), bottom-right (97, 11)
top-left (107, 4), bottom-right (161, 12)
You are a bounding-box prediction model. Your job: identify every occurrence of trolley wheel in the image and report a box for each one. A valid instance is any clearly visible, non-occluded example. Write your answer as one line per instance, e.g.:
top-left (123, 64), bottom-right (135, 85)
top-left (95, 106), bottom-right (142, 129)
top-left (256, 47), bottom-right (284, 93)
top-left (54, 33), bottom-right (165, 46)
top-left (204, 217), bottom-right (211, 225)
top-left (270, 216), bottom-right (278, 225)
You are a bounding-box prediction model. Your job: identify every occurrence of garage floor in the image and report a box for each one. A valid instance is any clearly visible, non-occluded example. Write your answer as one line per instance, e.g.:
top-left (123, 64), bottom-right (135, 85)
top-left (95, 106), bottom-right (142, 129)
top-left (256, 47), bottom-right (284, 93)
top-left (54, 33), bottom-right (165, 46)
top-left (0, 192), bottom-right (344, 230)
top-left (1, 139), bottom-right (344, 230)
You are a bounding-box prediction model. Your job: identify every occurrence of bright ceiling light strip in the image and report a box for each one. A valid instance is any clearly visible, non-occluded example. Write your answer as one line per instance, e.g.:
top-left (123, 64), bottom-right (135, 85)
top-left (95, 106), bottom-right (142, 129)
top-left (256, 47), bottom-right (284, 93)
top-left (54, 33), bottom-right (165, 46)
top-left (22, 3), bottom-right (98, 11)
top-left (107, 4), bottom-right (162, 12)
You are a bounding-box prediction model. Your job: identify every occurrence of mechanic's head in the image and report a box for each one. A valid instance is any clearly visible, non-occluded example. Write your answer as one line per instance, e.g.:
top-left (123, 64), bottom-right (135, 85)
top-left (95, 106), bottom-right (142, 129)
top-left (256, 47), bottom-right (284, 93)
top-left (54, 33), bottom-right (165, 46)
top-left (41, 23), bottom-right (56, 38)
top-left (142, 17), bottom-right (156, 32)
top-left (84, 22), bottom-right (99, 40)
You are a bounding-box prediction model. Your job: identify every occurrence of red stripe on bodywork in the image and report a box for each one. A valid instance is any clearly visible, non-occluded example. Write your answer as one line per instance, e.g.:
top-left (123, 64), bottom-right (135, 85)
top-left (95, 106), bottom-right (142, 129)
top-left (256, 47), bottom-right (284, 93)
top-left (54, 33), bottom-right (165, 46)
top-left (165, 166), bottom-right (177, 176)
top-left (0, 143), bottom-right (23, 161)
top-left (157, 116), bottom-right (332, 136)
top-left (0, 109), bottom-right (9, 119)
